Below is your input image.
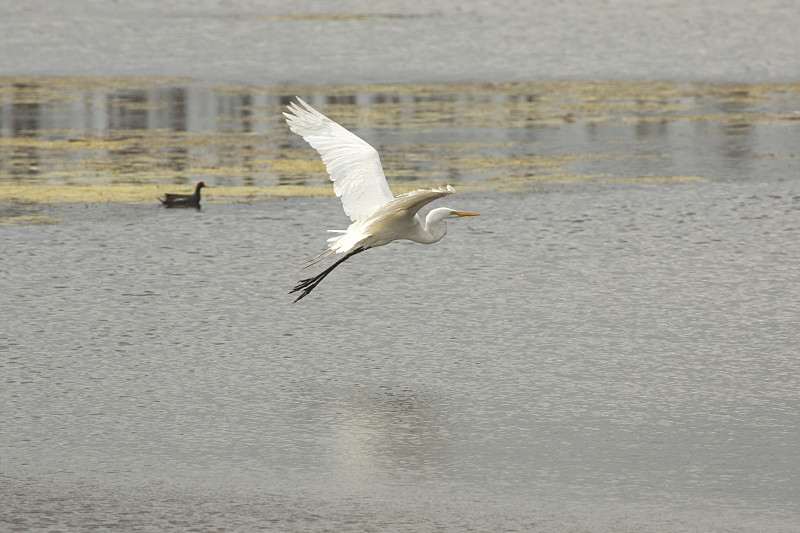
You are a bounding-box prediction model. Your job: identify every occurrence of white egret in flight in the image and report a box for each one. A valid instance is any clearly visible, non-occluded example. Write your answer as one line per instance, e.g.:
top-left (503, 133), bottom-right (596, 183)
top-left (284, 97), bottom-right (479, 302)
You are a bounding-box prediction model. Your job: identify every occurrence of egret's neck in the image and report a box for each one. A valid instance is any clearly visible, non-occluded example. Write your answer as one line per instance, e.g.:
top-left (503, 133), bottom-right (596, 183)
top-left (417, 209), bottom-right (450, 244)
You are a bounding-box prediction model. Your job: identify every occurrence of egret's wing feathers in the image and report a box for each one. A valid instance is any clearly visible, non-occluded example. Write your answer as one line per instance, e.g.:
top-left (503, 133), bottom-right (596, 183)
top-left (284, 98), bottom-right (394, 222)
top-left (382, 185), bottom-right (456, 218)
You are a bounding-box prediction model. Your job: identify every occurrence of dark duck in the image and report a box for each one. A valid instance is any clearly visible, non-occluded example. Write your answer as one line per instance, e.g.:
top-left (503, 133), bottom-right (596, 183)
top-left (159, 181), bottom-right (206, 208)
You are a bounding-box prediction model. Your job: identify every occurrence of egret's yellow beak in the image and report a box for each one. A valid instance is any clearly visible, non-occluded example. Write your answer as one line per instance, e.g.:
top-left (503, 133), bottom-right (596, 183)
top-left (454, 211), bottom-right (479, 217)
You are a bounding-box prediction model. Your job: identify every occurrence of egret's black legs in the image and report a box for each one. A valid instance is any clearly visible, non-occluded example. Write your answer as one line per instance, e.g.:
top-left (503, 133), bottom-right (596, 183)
top-left (291, 247), bottom-right (367, 302)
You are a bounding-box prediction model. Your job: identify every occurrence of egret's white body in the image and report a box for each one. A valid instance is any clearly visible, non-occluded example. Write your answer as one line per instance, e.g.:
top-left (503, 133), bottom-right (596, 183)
top-left (284, 97), bottom-right (478, 301)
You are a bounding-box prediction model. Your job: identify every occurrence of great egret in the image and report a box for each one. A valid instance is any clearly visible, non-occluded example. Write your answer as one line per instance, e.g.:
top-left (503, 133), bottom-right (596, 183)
top-left (284, 97), bottom-right (479, 302)
top-left (159, 181), bottom-right (206, 208)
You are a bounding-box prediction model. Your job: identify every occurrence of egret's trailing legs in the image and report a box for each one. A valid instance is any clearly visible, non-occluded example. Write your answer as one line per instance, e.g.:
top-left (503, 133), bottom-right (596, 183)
top-left (290, 247), bottom-right (368, 302)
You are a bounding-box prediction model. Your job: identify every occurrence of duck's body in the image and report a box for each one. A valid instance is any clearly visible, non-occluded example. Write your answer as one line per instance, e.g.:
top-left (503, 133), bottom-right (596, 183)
top-left (159, 182), bottom-right (206, 208)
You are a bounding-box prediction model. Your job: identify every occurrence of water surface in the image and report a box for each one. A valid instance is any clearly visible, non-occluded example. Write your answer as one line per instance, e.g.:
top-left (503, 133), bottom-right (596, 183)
top-left (2, 79), bottom-right (800, 531)
top-left (2, 0), bottom-right (799, 83)
top-left (2, 78), bottom-right (798, 195)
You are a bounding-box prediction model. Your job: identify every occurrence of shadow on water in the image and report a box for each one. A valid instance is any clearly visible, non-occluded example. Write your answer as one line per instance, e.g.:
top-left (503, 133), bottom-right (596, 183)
top-left (1, 77), bottom-right (799, 198)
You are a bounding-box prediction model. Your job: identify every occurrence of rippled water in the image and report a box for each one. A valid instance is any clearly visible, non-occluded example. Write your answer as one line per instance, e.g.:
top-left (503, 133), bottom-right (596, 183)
top-left (4, 179), bottom-right (800, 530)
top-left (2, 0), bottom-right (799, 83)
top-left (2, 33), bottom-right (800, 533)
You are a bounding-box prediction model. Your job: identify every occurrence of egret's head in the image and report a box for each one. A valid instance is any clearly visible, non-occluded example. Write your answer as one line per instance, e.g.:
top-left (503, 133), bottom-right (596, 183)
top-left (425, 207), bottom-right (479, 226)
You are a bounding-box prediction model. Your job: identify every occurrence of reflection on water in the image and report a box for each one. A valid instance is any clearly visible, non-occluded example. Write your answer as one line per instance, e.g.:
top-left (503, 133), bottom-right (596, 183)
top-left (1, 77), bottom-right (799, 194)
top-left (329, 386), bottom-right (450, 475)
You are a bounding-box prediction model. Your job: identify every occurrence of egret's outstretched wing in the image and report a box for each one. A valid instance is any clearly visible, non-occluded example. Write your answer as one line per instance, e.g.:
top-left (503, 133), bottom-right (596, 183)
top-left (374, 185), bottom-right (456, 220)
top-left (284, 98), bottom-right (394, 222)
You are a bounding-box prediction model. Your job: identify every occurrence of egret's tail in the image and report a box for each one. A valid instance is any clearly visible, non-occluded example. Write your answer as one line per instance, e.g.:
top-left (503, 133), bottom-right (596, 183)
top-left (327, 230), bottom-right (369, 255)
top-left (295, 228), bottom-right (370, 272)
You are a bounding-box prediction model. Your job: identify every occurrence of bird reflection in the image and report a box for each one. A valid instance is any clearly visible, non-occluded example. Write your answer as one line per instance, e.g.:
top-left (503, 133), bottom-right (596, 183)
top-left (327, 386), bottom-right (450, 475)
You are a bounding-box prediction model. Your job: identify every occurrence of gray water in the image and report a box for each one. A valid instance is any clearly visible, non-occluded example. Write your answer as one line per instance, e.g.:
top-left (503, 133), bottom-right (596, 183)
top-left (3, 181), bottom-right (800, 531)
top-left (3, 1), bottom-right (800, 531)
top-left (2, 0), bottom-right (800, 84)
